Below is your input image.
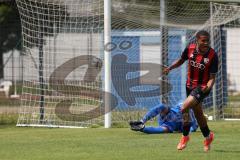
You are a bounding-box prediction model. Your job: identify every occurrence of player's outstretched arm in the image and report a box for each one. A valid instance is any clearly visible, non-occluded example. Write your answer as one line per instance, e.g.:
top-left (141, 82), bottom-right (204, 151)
top-left (202, 74), bottom-right (216, 94)
top-left (130, 104), bottom-right (167, 132)
top-left (163, 58), bottom-right (185, 75)
top-left (141, 104), bottom-right (166, 123)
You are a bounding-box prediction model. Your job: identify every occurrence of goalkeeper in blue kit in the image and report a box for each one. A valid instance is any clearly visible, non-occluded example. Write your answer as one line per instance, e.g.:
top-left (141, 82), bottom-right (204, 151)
top-left (129, 103), bottom-right (198, 134)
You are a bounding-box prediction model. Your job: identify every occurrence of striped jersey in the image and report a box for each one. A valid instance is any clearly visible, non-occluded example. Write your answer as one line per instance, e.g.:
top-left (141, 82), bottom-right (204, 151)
top-left (181, 43), bottom-right (218, 89)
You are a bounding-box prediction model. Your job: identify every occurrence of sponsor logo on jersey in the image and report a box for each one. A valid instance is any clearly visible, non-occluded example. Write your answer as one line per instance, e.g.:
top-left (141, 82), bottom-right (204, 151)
top-left (204, 58), bottom-right (209, 64)
top-left (190, 60), bottom-right (205, 70)
top-left (190, 54), bottom-right (194, 58)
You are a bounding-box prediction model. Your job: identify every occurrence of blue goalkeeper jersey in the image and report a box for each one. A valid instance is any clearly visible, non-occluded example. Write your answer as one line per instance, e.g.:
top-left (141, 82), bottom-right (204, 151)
top-left (141, 103), bottom-right (198, 132)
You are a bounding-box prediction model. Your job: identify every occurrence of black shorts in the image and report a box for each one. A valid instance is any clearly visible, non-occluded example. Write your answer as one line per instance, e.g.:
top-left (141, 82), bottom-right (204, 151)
top-left (186, 87), bottom-right (210, 103)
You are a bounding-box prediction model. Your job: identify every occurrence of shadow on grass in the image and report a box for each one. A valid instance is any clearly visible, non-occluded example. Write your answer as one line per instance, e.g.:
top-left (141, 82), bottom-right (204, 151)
top-left (214, 149), bottom-right (240, 153)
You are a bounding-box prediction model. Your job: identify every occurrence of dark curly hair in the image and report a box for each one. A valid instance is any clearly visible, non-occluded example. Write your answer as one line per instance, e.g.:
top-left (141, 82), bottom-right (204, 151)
top-left (196, 30), bottom-right (210, 39)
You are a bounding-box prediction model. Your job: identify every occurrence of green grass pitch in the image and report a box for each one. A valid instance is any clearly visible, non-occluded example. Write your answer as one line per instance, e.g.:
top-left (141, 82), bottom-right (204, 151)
top-left (0, 121), bottom-right (240, 160)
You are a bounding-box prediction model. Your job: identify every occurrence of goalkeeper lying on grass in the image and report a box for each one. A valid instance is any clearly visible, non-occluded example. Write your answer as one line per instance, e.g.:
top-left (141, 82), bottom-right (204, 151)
top-left (129, 103), bottom-right (198, 134)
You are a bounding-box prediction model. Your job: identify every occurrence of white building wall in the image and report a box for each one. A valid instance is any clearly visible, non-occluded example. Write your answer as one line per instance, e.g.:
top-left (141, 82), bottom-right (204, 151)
top-left (3, 30), bottom-right (240, 93)
top-left (226, 28), bottom-right (240, 92)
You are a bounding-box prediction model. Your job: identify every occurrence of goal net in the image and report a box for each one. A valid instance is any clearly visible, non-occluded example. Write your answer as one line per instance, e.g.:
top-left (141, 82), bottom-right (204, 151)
top-left (16, 0), bottom-right (240, 128)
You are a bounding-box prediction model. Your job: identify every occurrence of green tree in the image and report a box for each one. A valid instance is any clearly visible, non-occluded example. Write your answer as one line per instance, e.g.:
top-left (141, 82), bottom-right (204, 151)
top-left (16, 0), bottom-right (69, 48)
top-left (0, 1), bottom-right (21, 79)
top-left (111, 0), bottom-right (214, 29)
top-left (112, 0), bottom-right (160, 29)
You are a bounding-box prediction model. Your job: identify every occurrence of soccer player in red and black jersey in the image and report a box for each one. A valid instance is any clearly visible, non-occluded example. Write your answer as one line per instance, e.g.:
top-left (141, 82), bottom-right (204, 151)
top-left (164, 30), bottom-right (218, 152)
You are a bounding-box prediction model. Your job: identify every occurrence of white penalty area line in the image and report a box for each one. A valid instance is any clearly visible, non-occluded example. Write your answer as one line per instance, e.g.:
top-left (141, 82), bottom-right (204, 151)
top-left (224, 118), bottom-right (240, 121)
top-left (16, 124), bottom-right (87, 128)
